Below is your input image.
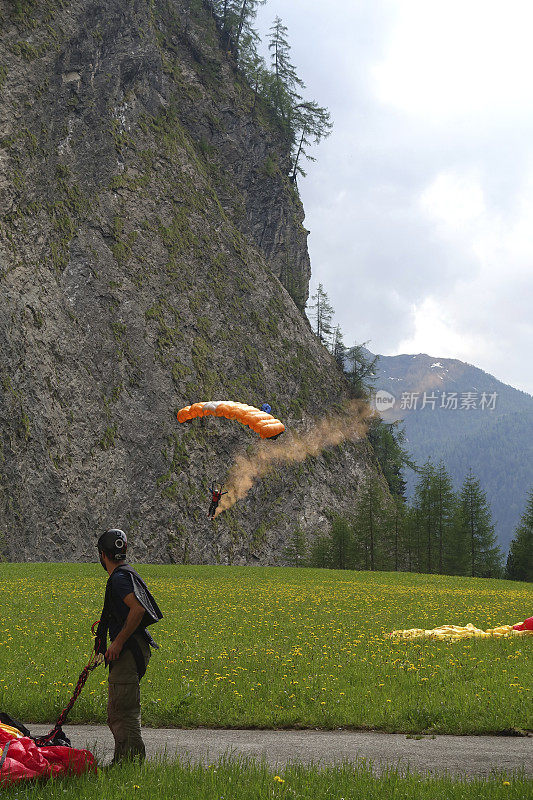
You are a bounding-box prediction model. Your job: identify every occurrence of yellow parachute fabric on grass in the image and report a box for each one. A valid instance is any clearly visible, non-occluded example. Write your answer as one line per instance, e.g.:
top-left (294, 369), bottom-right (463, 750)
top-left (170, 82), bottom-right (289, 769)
top-left (177, 401), bottom-right (285, 439)
top-left (389, 623), bottom-right (533, 642)
top-left (0, 722), bottom-right (23, 739)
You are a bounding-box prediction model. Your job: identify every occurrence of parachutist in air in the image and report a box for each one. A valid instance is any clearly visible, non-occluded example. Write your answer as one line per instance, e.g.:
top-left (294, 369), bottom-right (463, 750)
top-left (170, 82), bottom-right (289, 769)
top-left (208, 483), bottom-right (228, 519)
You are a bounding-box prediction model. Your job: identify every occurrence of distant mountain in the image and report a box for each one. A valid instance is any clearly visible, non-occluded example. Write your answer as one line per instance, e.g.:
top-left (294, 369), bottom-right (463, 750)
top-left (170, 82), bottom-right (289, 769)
top-left (371, 353), bottom-right (533, 553)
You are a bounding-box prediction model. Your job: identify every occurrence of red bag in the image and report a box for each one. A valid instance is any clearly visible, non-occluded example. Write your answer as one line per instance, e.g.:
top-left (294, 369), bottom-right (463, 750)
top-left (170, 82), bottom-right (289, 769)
top-left (0, 729), bottom-right (96, 784)
top-left (513, 616), bottom-right (533, 631)
top-left (38, 744), bottom-right (96, 776)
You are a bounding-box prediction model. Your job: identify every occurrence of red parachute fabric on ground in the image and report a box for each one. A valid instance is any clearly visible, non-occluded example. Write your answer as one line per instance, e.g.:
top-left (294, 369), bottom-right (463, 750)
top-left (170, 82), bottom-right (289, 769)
top-left (512, 616), bottom-right (533, 631)
top-left (0, 729), bottom-right (96, 784)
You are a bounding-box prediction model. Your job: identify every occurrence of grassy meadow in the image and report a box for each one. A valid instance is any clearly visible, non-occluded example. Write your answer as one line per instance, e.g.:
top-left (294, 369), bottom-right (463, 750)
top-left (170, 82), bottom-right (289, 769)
top-left (0, 757), bottom-right (528, 799)
top-left (0, 564), bottom-right (531, 734)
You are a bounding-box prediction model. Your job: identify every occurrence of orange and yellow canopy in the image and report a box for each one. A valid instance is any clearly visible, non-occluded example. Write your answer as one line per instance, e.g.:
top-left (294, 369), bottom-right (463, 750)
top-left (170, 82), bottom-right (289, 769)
top-left (177, 401), bottom-right (285, 439)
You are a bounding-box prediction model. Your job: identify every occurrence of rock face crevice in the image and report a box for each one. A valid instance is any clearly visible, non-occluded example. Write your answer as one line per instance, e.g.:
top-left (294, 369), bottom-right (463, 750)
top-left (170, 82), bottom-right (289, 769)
top-left (0, 0), bottom-right (386, 563)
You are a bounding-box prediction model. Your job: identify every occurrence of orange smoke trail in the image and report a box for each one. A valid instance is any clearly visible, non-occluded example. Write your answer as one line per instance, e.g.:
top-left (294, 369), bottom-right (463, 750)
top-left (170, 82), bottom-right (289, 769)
top-left (215, 399), bottom-right (377, 516)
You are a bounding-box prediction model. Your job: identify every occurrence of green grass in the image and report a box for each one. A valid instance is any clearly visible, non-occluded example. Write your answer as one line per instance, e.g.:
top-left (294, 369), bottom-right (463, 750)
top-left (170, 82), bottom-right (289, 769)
top-left (0, 757), bottom-right (528, 799)
top-left (0, 565), bottom-right (531, 733)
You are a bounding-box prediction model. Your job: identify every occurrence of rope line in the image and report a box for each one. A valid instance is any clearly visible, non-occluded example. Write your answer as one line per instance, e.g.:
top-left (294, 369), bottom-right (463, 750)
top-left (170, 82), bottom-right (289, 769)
top-left (34, 623), bottom-right (102, 747)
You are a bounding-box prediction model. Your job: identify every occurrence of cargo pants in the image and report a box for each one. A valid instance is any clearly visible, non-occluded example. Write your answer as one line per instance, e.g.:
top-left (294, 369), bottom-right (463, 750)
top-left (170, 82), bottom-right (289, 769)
top-left (107, 633), bottom-right (151, 763)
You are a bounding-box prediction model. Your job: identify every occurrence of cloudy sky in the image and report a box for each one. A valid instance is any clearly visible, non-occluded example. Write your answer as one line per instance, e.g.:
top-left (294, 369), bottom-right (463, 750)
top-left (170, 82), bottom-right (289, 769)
top-left (256, 1), bottom-right (533, 395)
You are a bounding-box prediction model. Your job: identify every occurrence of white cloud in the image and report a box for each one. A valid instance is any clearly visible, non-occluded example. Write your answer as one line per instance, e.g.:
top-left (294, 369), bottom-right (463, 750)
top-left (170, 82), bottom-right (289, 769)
top-left (420, 172), bottom-right (486, 232)
top-left (372, 0), bottom-right (533, 122)
top-left (395, 296), bottom-right (491, 363)
top-left (396, 164), bottom-right (533, 391)
top-left (257, 1), bottom-right (533, 394)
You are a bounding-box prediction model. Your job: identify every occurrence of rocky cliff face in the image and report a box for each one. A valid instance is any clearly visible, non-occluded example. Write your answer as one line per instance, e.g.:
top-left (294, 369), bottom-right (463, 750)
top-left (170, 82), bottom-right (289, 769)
top-left (0, 0), bottom-right (386, 563)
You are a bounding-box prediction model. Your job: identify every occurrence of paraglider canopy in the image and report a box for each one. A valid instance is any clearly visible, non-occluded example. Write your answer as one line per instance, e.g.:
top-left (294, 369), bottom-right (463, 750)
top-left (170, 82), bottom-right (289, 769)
top-left (177, 401), bottom-right (285, 439)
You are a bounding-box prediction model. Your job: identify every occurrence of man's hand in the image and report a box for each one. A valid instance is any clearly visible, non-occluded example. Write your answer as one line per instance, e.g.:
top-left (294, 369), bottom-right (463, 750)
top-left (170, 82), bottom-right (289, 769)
top-left (105, 639), bottom-right (123, 662)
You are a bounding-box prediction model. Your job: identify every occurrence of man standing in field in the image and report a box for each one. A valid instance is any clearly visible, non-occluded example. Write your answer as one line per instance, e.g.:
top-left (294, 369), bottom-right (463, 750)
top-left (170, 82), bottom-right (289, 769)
top-left (95, 529), bottom-right (163, 764)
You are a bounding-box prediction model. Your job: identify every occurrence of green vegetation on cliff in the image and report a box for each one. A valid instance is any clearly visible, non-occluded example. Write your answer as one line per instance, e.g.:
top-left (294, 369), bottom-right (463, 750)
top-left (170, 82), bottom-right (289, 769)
top-left (0, 0), bottom-right (380, 563)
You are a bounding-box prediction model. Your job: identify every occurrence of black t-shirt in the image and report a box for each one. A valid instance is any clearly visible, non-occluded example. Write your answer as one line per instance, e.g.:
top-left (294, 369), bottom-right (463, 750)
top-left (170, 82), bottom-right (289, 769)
top-left (108, 569), bottom-right (134, 640)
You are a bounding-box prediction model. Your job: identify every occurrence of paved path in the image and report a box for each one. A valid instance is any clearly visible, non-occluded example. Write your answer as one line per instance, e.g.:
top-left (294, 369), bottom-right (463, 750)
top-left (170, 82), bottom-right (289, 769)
top-left (30, 725), bottom-right (532, 778)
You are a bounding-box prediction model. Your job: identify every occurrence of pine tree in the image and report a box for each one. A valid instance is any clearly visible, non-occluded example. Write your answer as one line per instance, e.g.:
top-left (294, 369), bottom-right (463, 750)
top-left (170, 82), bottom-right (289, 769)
top-left (290, 99), bottom-right (332, 180)
top-left (403, 505), bottom-right (415, 572)
top-left (345, 343), bottom-right (378, 400)
top-left (211, 6), bottom-right (332, 182)
top-left (434, 462), bottom-right (457, 574)
top-left (447, 500), bottom-right (470, 576)
top-left (331, 324), bottom-right (346, 369)
top-left (405, 504), bottom-right (423, 572)
top-left (455, 470), bottom-right (502, 577)
top-left (267, 17), bottom-right (331, 179)
top-left (307, 283), bottom-right (334, 344)
top-left (353, 478), bottom-right (386, 570)
top-left (268, 16), bottom-right (305, 128)
top-left (212, 0), bottom-right (265, 59)
top-left (234, 0), bottom-right (266, 53)
top-left (412, 460), bottom-right (439, 574)
top-left (388, 496), bottom-right (408, 572)
top-left (506, 488), bottom-right (533, 582)
top-left (367, 419), bottom-right (412, 499)
top-left (330, 515), bottom-right (354, 570)
top-left (283, 529), bottom-right (308, 567)
top-left (240, 47), bottom-right (268, 112)
top-left (309, 535), bottom-right (332, 568)
top-left (211, 0), bottom-right (239, 49)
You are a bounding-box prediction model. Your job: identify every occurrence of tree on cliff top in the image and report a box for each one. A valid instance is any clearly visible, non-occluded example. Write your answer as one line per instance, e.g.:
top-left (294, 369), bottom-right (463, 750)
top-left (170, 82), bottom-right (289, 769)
top-left (210, 5), bottom-right (332, 182)
top-left (331, 324), bottom-right (346, 370)
top-left (268, 16), bottom-right (305, 126)
top-left (307, 283), bottom-right (334, 344)
top-left (268, 17), bottom-right (331, 179)
top-left (290, 99), bottom-right (332, 180)
top-left (345, 343), bottom-right (378, 400)
top-left (212, 0), bottom-right (266, 56)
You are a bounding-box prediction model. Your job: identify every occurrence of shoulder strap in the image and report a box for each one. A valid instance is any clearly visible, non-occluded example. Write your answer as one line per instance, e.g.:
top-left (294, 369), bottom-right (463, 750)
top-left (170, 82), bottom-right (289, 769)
top-left (125, 635), bottom-right (149, 679)
top-left (94, 573), bottom-right (115, 654)
top-left (0, 741), bottom-right (10, 771)
top-left (114, 565), bottom-right (163, 626)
